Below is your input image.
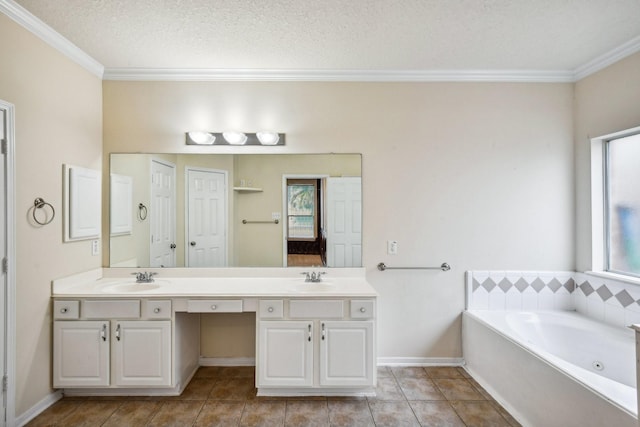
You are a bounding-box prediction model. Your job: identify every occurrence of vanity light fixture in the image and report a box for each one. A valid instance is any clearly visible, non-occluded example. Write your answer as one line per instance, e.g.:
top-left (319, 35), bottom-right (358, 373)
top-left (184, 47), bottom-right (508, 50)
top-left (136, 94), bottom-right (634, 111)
top-left (222, 131), bottom-right (248, 145)
top-left (256, 131), bottom-right (280, 145)
top-left (185, 131), bottom-right (286, 146)
top-left (186, 131), bottom-right (216, 145)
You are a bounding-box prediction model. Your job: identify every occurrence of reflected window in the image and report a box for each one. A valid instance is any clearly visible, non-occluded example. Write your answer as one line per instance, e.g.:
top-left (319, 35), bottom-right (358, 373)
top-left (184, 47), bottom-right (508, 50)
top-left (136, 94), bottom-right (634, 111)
top-left (605, 132), bottom-right (640, 276)
top-left (287, 180), bottom-right (317, 240)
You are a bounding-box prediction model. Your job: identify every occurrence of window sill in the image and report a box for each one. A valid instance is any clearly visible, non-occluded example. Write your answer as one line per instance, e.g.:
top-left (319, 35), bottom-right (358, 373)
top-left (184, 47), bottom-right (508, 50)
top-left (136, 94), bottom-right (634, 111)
top-left (585, 270), bottom-right (640, 287)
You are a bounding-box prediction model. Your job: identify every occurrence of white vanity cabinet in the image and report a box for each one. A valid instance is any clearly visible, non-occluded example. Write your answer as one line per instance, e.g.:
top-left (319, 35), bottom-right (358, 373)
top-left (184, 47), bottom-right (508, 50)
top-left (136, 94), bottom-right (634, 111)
top-left (53, 299), bottom-right (172, 388)
top-left (256, 298), bottom-right (376, 394)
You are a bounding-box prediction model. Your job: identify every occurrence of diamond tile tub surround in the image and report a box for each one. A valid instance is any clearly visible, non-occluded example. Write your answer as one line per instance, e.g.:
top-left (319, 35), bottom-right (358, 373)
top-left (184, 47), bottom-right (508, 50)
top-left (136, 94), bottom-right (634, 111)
top-left (466, 271), bottom-right (640, 329)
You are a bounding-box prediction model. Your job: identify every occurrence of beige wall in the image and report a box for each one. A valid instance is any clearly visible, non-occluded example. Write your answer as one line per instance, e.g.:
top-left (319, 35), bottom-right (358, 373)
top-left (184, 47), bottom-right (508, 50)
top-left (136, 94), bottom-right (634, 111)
top-left (0, 15), bottom-right (103, 415)
top-left (104, 81), bottom-right (575, 359)
top-left (574, 52), bottom-right (640, 271)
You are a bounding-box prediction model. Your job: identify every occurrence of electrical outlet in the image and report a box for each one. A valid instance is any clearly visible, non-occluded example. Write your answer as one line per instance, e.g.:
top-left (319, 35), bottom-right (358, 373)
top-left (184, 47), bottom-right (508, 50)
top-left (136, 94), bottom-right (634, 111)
top-left (387, 240), bottom-right (398, 255)
top-left (272, 212), bottom-right (281, 220)
top-left (91, 239), bottom-right (100, 256)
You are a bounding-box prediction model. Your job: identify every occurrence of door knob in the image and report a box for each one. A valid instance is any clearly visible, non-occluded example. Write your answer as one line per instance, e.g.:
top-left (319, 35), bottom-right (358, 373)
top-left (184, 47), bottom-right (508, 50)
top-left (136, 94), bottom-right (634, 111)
top-left (190, 241), bottom-right (196, 246)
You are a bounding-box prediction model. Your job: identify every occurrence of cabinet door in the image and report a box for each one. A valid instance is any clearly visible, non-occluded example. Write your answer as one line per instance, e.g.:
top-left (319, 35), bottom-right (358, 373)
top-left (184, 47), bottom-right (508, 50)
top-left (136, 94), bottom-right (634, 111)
top-left (112, 320), bottom-right (171, 386)
top-left (53, 321), bottom-right (109, 387)
top-left (320, 321), bottom-right (374, 387)
top-left (257, 321), bottom-right (313, 387)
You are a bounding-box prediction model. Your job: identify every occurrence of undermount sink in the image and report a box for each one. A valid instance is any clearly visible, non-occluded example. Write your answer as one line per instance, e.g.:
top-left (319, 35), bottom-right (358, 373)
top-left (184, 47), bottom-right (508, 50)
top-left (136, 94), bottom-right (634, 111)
top-left (101, 280), bottom-right (168, 293)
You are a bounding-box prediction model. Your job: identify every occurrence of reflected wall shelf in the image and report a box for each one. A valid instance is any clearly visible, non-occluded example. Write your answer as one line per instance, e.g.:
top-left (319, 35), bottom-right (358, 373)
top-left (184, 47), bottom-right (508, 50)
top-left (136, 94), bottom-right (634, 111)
top-left (234, 187), bottom-right (263, 193)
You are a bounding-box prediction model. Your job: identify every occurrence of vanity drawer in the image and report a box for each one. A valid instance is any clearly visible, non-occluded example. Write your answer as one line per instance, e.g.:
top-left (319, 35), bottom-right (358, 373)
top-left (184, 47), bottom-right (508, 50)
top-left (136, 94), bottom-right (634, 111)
top-left (82, 300), bottom-right (141, 319)
top-left (350, 300), bottom-right (375, 319)
top-left (144, 300), bottom-right (172, 319)
top-left (54, 300), bottom-right (80, 319)
top-left (289, 300), bottom-right (344, 319)
top-left (187, 299), bottom-right (243, 313)
top-left (259, 300), bottom-right (284, 319)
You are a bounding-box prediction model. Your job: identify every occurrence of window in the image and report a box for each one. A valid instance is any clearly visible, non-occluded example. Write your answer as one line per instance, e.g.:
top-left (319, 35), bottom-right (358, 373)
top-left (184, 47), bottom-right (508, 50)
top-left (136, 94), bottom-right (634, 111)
top-left (604, 132), bottom-right (640, 277)
top-left (287, 180), bottom-right (317, 240)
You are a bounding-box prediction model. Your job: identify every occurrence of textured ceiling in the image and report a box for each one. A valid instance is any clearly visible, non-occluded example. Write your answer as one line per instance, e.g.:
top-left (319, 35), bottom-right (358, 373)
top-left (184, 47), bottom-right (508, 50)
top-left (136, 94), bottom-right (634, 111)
top-left (12, 0), bottom-right (640, 72)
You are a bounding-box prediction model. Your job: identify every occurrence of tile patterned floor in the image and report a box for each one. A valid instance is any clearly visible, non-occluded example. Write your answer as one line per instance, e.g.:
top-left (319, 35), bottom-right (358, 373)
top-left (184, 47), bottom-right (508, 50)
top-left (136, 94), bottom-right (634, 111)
top-left (26, 366), bottom-right (521, 426)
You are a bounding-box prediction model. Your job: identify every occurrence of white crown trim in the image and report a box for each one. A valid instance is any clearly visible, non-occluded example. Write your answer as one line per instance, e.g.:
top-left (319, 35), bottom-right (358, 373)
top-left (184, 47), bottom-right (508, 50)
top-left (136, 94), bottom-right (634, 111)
top-left (103, 67), bottom-right (575, 83)
top-left (0, 0), bottom-right (104, 78)
top-left (573, 34), bottom-right (640, 81)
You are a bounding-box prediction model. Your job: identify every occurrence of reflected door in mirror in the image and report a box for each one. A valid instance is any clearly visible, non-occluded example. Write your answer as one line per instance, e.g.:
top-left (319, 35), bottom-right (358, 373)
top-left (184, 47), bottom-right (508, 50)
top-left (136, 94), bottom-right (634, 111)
top-left (150, 160), bottom-right (176, 267)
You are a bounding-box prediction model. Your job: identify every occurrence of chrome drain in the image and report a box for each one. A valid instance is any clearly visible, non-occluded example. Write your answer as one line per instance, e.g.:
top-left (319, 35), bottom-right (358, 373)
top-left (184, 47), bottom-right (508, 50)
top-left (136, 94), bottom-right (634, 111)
top-left (592, 361), bottom-right (604, 371)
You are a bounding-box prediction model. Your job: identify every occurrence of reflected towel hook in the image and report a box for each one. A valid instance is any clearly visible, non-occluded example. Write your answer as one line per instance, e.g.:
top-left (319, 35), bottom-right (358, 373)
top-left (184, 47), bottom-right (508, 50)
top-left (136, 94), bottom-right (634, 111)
top-left (33, 197), bottom-right (55, 225)
top-left (138, 203), bottom-right (148, 221)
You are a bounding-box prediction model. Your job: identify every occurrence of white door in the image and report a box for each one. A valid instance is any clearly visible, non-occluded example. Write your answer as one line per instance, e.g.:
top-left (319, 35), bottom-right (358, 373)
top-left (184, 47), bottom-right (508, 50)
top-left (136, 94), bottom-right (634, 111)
top-left (326, 177), bottom-right (362, 267)
top-left (0, 107), bottom-right (5, 419)
top-left (186, 168), bottom-right (227, 267)
top-left (53, 321), bottom-right (110, 387)
top-left (150, 160), bottom-right (176, 267)
top-left (319, 321), bottom-right (374, 387)
top-left (112, 320), bottom-right (171, 386)
top-left (257, 321), bottom-right (313, 387)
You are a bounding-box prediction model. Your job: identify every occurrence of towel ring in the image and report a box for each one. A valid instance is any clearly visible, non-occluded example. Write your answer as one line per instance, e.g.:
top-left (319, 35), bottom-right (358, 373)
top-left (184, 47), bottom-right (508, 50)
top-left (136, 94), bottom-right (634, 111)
top-left (138, 203), bottom-right (148, 221)
top-left (33, 197), bottom-right (55, 225)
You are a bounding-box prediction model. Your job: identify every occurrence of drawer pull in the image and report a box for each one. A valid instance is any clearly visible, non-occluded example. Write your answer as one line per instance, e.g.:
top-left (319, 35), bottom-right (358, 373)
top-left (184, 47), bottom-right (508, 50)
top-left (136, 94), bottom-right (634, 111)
top-left (153, 307), bottom-right (161, 314)
top-left (360, 307), bottom-right (366, 313)
top-left (267, 307), bottom-right (274, 313)
top-left (211, 305), bottom-right (217, 310)
top-left (60, 307), bottom-right (68, 314)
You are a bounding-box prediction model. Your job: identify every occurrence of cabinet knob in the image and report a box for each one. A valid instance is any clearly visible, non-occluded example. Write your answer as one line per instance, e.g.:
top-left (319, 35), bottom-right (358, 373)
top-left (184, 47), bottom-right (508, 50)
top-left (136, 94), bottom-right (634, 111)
top-left (360, 307), bottom-right (366, 313)
top-left (60, 307), bottom-right (68, 314)
top-left (267, 307), bottom-right (274, 313)
top-left (211, 305), bottom-right (217, 310)
top-left (154, 307), bottom-right (161, 313)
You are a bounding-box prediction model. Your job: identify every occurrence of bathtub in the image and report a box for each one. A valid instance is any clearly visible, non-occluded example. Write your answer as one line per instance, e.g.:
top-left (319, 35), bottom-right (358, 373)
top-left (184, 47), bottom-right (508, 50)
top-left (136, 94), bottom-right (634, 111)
top-left (463, 310), bottom-right (637, 427)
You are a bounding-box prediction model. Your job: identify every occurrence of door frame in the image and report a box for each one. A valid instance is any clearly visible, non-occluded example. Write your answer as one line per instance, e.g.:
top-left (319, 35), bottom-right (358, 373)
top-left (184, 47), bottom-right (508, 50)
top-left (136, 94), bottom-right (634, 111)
top-left (0, 100), bottom-right (16, 426)
top-left (281, 174), bottom-right (328, 267)
top-left (184, 166), bottom-right (228, 267)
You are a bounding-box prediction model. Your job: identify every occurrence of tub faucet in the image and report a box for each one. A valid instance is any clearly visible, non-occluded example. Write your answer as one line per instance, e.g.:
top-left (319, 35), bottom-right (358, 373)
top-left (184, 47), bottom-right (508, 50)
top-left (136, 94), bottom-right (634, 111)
top-left (132, 271), bottom-right (157, 283)
top-left (301, 271), bottom-right (326, 283)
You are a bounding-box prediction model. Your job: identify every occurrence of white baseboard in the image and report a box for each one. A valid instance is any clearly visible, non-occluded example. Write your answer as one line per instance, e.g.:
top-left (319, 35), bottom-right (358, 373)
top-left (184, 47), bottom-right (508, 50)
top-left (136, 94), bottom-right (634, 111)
top-left (15, 390), bottom-right (62, 427)
top-left (377, 357), bottom-right (464, 366)
top-left (199, 357), bottom-right (256, 366)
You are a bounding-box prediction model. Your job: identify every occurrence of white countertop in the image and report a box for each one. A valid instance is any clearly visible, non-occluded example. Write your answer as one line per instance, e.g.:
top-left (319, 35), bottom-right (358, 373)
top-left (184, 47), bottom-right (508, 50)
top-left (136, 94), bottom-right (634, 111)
top-left (52, 268), bottom-right (378, 298)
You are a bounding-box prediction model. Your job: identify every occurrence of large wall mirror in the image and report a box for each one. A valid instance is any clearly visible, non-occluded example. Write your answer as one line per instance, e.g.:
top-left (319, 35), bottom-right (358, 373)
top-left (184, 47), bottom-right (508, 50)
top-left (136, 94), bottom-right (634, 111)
top-left (109, 153), bottom-right (362, 268)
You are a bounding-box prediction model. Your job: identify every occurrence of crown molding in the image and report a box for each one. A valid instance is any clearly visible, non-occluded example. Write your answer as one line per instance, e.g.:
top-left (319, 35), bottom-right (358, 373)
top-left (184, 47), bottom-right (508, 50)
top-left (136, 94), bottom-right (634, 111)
top-left (103, 68), bottom-right (575, 83)
top-left (573, 34), bottom-right (640, 81)
top-left (0, 0), bottom-right (104, 78)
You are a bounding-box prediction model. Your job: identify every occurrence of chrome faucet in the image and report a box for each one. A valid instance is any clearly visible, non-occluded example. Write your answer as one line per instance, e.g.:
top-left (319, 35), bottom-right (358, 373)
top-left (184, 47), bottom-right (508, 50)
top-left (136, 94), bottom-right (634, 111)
top-left (132, 271), bottom-right (157, 283)
top-left (301, 271), bottom-right (326, 283)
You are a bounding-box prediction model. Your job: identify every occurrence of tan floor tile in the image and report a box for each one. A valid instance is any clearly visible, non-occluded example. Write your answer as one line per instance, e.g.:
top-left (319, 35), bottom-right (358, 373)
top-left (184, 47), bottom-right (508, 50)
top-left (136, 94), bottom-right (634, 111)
top-left (209, 378), bottom-right (256, 400)
top-left (368, 401), bottom-right (420, 427)
top-left (397, 376), bottom-right (446, 401)
top-left (367, 376), bottom-right (405, 401)
top-left (240, 401), bottom-right (286, 427)
top-left (328, 400), bottom-right (374, 427)
top-left (54, 401), bottom-right (120, 427)
top-left (169, 377), bottom-right (215, 400)
top-left (377, 366), bottom-right (393, 378)
top-left (490, 401), bottom-right (523, 427)
top-left (285, 400), bottom-right (329, 426)
top-left (452, 401), bottom-right (511, 427)
top-left (195, 401), bottom-right (245, 427)
top-left (434, 378), bottom-right (485, 401)
top-left (216, 366), bottom-right (255, 378)
top-left (425, 366), bottom-right (464, 379)
top-left (409, 401), bottom-right (466, 427)
top-left (195, 366), bottom-right (222, 379)
top-left (457, 366), bottom-right (472, 378)
top-left (25, 400), bottom-right (80, 426)
top-left (390, 366), bottom-right (428, 378)
top-left (102, 401), bottom-right (162, 427)
top-left (147, 401), bottom-right (204, 427)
